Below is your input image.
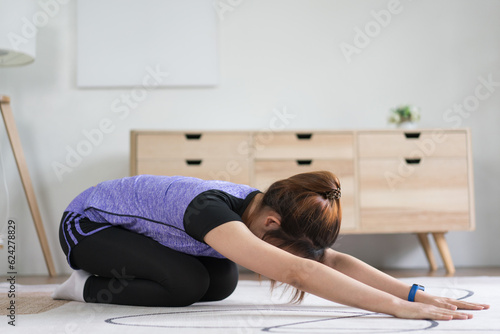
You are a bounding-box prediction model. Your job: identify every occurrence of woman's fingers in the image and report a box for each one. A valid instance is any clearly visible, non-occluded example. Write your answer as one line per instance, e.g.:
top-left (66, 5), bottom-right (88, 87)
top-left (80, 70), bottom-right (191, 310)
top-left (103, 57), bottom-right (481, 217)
top-left (440, 302), bottom-right (458, 310)
top-left (418, 292), bottom-right (489, 312)
top-left (398, 302), bottom-right (475, 321)
top-left (444, 298), bottom-right (490, 310)
top-left (432, 309), bottom-right (473, 320)
top-left (431, 297), bottom-right (489, 311)
top-left (450, 311), bottom-right (473, 320)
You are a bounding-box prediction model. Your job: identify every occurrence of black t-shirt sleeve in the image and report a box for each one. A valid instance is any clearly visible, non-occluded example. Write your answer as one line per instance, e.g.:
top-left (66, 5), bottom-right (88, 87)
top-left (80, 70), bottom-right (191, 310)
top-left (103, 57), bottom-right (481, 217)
top-left (183, 189), bottom-right (260, 243)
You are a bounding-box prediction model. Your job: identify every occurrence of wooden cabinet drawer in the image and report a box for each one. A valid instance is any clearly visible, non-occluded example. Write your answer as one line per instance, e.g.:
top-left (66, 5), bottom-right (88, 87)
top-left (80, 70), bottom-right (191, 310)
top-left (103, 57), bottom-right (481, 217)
top-left (358, 131), bottom-right (467, 158)
top-left (254, 132), bottom-right (354, 159)
top-left (135, 132), bottom-right (250, 159)
top-left (136, 158), bottom-right (251, 184)
top-left (358, 157), bottom-right (471, 232)
top-left (131, 128), bottom-right (474, 242)
top-left (254, 159), bottom-right (356, 231)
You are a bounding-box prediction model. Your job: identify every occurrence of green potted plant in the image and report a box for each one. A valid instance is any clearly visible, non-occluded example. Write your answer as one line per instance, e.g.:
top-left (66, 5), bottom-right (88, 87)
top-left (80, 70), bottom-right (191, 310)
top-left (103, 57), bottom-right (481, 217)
top-left (388, 105), bottom-right (420, 129)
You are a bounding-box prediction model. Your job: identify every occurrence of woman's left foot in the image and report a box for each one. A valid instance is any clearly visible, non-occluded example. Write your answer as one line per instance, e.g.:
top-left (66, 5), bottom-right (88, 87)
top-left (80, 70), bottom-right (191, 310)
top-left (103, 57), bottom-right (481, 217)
top-left (51, 270), bottom-right (91, 302)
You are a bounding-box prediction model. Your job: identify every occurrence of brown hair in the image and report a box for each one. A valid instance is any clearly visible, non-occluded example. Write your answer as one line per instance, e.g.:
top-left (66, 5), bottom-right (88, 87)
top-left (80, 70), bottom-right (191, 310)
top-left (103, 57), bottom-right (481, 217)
top-left (258, 171), bottom-right (342, 303)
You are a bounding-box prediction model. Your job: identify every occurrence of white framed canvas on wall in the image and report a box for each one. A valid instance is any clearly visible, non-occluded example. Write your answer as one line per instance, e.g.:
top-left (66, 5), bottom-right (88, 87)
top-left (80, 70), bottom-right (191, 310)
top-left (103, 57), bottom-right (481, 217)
top-left (76, 0), bottom-right (218, 87)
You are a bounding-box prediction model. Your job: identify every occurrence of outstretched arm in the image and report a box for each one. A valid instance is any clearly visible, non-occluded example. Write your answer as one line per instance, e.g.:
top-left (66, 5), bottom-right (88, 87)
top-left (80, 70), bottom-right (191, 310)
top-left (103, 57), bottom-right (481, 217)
top-left (323, 248), bottom-right (489, 311)
top-left (205, 221), bottom-right (479, 320)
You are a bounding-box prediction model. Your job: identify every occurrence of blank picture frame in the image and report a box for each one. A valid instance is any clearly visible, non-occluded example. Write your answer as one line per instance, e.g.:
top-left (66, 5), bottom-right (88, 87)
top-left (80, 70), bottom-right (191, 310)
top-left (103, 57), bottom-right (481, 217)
top-left (76, 0), bottom-right (218, 87)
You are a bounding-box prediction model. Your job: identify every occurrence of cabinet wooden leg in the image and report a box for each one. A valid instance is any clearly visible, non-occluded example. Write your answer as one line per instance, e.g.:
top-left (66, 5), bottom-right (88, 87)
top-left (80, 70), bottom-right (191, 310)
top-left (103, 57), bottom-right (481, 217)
top-left (417, 233), bottom-right (438, 271)
top-left (432, 232), bottom-right (456, 275)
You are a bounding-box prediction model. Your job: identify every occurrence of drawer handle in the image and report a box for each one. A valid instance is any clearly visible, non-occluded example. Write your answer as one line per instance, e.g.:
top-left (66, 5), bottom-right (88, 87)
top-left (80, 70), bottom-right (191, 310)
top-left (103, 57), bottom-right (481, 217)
top-left (297, 159), bottom-right (312, 165)
top-left (405, 158), bottom-right (421, 164)
top-left (185, 133), bottom-right (202, 140)
top-left (404, 132), bottom-right (421, 139)
top-left (186, 159), bottom-right (202, 165)
top-left (296, 133), bottom-right (313, 140)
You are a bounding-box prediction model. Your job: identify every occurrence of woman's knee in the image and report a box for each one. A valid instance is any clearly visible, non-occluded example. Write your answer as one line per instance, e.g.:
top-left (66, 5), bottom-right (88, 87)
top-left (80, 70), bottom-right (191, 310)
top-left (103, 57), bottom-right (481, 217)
top-left (158, 259), bottom-right (211, 306)
top-left (199, 258), bottom-right (239, 302)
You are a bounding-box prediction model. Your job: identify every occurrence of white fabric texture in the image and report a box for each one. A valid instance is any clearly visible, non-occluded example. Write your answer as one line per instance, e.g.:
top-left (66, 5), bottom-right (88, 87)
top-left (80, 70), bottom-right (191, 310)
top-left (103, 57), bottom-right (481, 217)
top-left (0, 276), bottom-right (498, 333)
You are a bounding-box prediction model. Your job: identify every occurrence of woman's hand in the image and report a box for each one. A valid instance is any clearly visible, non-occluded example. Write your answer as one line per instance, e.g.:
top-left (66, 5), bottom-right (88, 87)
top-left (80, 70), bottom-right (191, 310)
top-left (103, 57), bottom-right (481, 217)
top-left (391, 288), bottom-right (490, 320)
top-left (415, 291), bottom-right (490, 313)
top-left (393, 300), bottom-right (476, 320)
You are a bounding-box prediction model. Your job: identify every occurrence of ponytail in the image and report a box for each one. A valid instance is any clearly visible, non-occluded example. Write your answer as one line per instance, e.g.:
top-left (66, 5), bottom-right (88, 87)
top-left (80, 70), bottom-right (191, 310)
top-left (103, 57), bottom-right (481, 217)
top-left (259, 171), bottom-right (342, 303)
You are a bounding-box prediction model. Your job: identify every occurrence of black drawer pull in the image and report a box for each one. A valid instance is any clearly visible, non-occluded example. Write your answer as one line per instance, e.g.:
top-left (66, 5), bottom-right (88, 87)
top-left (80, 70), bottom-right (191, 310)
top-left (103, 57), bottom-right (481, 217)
top-left (186, 160), bottom-right (202, 165)
top-left (405, 158), bottom-right (421, 164)
top-left (296, 133), bottom-right (313, 140)
top-left (185, 134), bottom-right (202, 140)
top-left (297, 160), bottom-right (312, 165)
top-left (404, 132), bottom-right (421, 139)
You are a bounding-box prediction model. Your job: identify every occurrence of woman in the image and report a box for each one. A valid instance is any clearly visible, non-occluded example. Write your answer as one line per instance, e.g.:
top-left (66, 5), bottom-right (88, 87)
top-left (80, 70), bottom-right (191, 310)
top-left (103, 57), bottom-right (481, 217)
top-left (53, 171), bottom-right (488, 320)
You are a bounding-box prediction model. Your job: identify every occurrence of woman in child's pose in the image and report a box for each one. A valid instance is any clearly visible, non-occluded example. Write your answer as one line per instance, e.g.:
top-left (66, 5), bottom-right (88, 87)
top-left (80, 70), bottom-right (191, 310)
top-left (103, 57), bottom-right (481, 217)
top-left (53, 171), bottom-right (488, 319)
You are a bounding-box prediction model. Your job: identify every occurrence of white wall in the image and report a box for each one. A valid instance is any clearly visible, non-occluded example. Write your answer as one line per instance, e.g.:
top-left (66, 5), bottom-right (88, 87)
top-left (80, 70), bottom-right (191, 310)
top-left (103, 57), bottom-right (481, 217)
top-left (0, 0), bottom-right (499, 275)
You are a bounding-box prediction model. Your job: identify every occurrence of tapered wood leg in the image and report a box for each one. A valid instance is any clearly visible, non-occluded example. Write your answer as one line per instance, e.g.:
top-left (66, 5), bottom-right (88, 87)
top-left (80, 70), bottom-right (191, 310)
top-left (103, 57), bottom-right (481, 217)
top-left (1, 96), bottom-right (56, 277)
top-left (432, 232), bottom-right (456, 275)
top-left (417, 233), bottom-right (438, 271)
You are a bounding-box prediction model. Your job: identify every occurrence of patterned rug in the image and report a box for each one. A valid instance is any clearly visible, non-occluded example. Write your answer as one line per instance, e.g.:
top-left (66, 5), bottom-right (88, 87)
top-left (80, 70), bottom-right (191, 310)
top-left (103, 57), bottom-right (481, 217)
top-left (0, 276), bottom-right (498, 333)
top-left (0, 284), bottom-right (69, 315)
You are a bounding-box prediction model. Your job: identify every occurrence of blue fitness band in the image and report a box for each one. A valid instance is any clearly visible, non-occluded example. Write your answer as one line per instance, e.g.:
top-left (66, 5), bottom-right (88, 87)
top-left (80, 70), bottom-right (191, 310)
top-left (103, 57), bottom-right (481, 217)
top-left (408, 284), bottom-right (425, 302)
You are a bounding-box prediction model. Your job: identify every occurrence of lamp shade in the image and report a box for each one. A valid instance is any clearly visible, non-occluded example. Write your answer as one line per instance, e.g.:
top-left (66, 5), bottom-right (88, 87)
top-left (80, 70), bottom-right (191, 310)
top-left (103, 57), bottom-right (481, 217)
top-left (0, 0), bottom-right (36, 66)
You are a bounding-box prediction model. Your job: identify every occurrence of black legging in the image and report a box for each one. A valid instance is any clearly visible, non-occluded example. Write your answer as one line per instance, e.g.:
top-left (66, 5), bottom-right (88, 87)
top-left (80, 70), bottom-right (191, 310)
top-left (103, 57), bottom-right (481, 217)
top-left (59, 224), bottom-right (239, 307)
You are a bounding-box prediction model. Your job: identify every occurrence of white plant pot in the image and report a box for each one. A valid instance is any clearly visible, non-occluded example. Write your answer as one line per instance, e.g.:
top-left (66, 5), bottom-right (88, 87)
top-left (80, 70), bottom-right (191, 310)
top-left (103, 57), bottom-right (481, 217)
top-left (397, 121), bottom-right (417, 129)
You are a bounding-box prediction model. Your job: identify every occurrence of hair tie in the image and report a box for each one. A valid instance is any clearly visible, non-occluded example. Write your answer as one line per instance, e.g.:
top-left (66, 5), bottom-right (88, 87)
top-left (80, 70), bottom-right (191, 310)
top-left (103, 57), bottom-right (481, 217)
top-left (324, 188), bottom-right (341, 201)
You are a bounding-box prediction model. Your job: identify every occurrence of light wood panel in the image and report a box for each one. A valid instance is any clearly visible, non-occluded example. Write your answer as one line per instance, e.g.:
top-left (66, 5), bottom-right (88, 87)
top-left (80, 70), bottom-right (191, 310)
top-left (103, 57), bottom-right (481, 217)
top-left (358, 131), bottom-right (467, 158)
top-left (136, 158), bottom-right (251, 185)
top-left (136, 132), bottom-right (251, 159)
top-left (359, 158), bottom-right (470, 232)
top-left (254, 132), bottom-right (354, 159)
top-left (359, 157), bottom-right (469, 189)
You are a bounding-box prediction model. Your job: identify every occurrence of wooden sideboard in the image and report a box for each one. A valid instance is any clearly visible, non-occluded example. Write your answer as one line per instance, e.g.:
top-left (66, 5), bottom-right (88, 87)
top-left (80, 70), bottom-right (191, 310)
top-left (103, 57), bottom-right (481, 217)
top-left (130, 129), bottom-right (475, 274)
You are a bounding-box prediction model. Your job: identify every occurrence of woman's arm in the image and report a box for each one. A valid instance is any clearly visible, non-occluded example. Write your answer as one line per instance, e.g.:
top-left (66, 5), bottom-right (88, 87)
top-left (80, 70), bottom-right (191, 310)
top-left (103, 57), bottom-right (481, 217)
top-left (323, 248), bottom-right (489, 311)
top-left (204, 221), bottom-right (476, 320)
top-left (323, 249), bottom-right (417, 300)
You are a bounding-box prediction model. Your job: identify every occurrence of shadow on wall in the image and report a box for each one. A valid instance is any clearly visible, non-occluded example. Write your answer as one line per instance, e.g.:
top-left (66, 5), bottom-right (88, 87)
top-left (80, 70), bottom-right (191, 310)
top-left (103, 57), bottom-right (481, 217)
top-left (334, 233), bottom-right (429, 269)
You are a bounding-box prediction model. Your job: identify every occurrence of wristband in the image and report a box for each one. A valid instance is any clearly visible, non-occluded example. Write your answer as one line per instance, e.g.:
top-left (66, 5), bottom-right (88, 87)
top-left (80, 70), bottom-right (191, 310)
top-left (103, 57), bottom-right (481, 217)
top-left (408, 284), bottom-right (425, 302)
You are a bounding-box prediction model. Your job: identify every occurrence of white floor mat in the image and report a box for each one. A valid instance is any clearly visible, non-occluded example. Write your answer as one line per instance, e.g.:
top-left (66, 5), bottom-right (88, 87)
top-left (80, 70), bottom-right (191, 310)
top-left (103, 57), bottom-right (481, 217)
top-left (1, 276), bottom-right (498, 333)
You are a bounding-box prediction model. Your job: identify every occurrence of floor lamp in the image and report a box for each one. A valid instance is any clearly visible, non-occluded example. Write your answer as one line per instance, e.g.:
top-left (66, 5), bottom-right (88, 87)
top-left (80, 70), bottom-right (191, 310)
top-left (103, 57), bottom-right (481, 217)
top-left (0, 0), bottom-right (57, 276)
